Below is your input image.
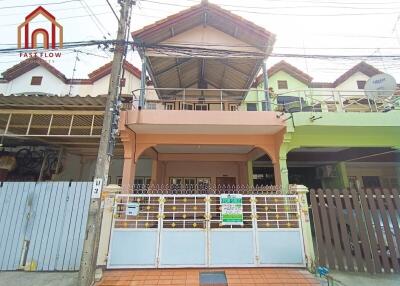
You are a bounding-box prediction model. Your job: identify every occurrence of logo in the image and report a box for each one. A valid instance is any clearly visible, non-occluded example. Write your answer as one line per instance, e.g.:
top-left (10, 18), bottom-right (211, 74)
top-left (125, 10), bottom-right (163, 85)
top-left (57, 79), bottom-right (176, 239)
top-left (18, 6), bottom-right (63, 59)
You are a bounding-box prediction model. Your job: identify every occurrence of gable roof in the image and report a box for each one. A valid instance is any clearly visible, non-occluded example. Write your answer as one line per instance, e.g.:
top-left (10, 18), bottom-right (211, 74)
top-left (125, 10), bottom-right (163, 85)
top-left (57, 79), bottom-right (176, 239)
top-left (333, 61), bottom-right (382, 87)
top-left (254, 60), bottom-right (313, 87)
top-left (88, 60), bottom-right (141, 82)
top-left (2, 57), bottom-right (67, 82)
top-left (132, 0), bottom-right (275, 51)
top-left (1, 58), bottom-right (141, 84)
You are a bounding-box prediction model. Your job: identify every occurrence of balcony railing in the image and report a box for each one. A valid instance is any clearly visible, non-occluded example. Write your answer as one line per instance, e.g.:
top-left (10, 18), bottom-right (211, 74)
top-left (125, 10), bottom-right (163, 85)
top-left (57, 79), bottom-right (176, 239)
top-left (129, 88), bottom-right (400, 113)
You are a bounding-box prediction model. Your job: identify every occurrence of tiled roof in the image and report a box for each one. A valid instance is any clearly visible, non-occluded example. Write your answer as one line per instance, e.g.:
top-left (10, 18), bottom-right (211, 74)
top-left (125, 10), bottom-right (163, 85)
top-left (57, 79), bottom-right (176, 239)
top-left (1, 58), bottom-right (141, 84)
top-left (333, 61), bottom-right (382, 87)
top-left (2, 57), bottom-right (68, 82)
top-left (254, 60), bottom-right (313, 87)
top-left (88, 60), bottom-right (141, 82)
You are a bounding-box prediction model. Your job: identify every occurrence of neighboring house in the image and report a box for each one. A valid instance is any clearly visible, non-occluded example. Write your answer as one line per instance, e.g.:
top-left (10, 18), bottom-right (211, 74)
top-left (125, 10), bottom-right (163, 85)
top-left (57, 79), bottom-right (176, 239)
top-left (0, 57), bottom-right (155, 185)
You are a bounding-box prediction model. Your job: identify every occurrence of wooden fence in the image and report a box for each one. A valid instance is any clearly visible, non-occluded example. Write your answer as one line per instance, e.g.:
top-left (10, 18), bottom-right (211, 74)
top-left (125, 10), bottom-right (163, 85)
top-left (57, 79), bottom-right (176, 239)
top-left (310, 188), bottom-right (400, 274)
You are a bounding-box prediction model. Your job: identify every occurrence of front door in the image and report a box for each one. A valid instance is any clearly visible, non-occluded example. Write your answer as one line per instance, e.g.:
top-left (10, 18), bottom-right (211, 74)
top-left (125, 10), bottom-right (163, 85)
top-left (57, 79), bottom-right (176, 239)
top-left (216, 177), bottom-right (236, 192)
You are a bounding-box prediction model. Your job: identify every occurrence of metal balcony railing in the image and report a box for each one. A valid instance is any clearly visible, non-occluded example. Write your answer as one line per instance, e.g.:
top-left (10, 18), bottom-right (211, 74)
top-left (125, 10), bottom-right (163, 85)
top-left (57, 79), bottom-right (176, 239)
top-left (129, 88), bottom-right (400, 113)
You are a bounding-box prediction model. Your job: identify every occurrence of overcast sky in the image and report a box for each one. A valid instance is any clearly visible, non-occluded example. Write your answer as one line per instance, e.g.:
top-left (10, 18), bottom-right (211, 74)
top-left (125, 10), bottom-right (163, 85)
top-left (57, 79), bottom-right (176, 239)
top-left (0, 0), bottom-right (399, 82)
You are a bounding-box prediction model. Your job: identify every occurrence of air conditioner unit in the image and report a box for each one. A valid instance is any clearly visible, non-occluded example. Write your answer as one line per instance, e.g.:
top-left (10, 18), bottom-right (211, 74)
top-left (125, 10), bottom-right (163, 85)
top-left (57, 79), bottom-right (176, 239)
top-left (316, 165), bottom-right (338, 179)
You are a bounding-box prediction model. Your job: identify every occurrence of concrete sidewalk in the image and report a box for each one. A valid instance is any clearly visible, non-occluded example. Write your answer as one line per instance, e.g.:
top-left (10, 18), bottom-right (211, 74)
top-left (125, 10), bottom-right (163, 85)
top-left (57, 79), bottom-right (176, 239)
top-left (321, 271), bottom-right (400, 286)
top-left (0, 271), bottom-right (78, 286)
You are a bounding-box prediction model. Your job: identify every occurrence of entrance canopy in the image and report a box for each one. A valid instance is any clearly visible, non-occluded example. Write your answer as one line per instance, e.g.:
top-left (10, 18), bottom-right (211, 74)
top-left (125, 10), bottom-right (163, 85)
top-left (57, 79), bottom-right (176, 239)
top-left (132, 0), bottom-right (276, 99)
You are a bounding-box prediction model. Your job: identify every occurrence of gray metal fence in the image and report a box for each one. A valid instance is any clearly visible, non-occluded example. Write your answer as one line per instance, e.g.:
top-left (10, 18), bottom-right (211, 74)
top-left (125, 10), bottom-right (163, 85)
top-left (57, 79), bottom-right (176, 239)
top-left (0, 181), bottom-right (92, 271)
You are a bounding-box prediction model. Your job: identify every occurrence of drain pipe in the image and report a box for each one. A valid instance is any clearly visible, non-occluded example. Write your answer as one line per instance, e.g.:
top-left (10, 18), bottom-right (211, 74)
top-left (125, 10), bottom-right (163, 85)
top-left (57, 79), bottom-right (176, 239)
top-left (262, 59), bottom-right (271, 111)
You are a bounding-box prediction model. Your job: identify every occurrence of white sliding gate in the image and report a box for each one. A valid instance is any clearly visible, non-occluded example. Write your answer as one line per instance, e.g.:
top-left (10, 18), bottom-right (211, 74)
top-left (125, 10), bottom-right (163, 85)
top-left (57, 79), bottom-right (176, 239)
top-left (0, 181), bottom-right (92, 271)
top-left (108, 193), bottom-right (306, 268)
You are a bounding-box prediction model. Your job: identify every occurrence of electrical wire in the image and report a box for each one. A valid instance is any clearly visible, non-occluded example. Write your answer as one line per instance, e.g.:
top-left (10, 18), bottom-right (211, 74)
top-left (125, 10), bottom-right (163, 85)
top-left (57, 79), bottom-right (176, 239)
top-left (0, 0), bottom-right (80, 10)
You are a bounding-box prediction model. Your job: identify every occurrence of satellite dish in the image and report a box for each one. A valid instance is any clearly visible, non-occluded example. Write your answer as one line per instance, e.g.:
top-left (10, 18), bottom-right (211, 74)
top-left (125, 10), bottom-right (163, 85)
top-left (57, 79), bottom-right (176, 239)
top-left (364, 73), bottom-right (397, 98)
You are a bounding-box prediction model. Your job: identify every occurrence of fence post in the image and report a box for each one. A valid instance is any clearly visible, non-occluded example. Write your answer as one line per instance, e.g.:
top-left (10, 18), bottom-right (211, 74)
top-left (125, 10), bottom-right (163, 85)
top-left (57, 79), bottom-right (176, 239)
top-left (295, 185), bottom-right (316, 272)
top-left (95, 184), bottom-right (121, 280)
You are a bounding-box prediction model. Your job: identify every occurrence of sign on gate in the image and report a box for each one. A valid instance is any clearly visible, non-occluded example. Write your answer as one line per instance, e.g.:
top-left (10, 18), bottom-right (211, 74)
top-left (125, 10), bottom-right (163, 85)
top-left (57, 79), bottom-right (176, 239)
top-left (126, 202), bottom-right (140, 216)
top-left (220, 194), bottom-right (243, 225)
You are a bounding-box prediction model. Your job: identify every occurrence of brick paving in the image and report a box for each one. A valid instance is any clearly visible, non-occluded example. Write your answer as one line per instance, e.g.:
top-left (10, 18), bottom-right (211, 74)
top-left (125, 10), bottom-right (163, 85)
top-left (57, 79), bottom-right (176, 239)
top-left (96, 268), bottom-right (321, 286)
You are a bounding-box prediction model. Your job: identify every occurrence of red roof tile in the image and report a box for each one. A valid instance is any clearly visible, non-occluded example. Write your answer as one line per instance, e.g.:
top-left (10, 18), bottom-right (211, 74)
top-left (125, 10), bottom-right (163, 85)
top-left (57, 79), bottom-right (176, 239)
top-left (88, 60), bottom-right (141, 82)
top-left (333, 61), bottom-right (382, 87)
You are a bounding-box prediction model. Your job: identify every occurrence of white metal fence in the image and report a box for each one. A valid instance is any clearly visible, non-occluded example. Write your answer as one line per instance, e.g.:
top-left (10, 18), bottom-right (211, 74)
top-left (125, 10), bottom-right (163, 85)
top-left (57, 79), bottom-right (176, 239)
top-left (107, 193), bottom-right (305, 268)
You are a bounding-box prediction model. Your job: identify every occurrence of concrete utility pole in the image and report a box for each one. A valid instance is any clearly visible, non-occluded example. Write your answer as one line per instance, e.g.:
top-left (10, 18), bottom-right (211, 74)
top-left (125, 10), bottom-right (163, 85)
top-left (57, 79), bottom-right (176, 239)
top-left (78, 1), bottom-right (134, 285)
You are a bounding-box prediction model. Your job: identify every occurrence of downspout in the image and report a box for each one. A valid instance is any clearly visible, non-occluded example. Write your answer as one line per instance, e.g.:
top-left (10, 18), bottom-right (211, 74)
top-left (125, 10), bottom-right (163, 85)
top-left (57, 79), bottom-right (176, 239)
top-left (139, 49), bottom-right (146, 108)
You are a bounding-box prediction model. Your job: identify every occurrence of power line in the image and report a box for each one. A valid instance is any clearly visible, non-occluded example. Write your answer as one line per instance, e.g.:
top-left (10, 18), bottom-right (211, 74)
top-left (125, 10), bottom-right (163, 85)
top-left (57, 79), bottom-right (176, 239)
top-left (0, 0), bottom-right (80, 10)
top-left (79, 0), bottom-right (112, 39)
top-left (106, 0), bottom-right (120, 22)
top-left (140, 0), bottom-right (400, 16)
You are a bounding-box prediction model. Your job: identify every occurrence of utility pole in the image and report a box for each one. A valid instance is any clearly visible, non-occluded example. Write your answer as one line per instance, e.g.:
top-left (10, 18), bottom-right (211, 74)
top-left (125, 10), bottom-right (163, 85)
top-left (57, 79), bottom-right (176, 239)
top-left (78, 1), bottom-right (134, 285)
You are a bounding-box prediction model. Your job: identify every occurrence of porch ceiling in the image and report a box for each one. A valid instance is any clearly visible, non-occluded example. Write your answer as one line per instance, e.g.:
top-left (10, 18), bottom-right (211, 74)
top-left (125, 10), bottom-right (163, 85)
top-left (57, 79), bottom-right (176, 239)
top-left (154, 144), bottom-right (254, 154)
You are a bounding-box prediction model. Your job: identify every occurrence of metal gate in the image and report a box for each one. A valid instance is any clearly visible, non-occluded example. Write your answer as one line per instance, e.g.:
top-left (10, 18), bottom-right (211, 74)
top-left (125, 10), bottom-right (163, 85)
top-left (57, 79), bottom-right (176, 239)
top-left (310, 188), bottom-right (400, 274)
top-left (107, 193), bottom-right (306, 268)
top-left (0, 181), bottom-right (92, 271)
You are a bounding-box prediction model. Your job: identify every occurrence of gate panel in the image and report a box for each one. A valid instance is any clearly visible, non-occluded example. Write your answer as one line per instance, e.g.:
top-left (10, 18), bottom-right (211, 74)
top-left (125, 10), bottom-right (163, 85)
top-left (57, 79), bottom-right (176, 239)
top-left (159, 196), bottom-right (207, 267)
top-left (209, 195), bottom-right (255, 266)
top-left (108, 195), bottom-right (161, 268)
top-left (256, 195), bottom-right (305, 266)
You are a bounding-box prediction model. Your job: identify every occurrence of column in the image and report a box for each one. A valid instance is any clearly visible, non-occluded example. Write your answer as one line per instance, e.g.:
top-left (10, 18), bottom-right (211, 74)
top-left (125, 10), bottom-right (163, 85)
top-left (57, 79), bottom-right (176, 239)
top-left (247, 161), bottom-right (254, 187)
top-left (295, 185), bottom-right (316, 272)
top-left (150, 159), bottom-right (158, 185)
top-left (274, 156), bottom-right (289, 192)
top-left (96, 184), bottom-right (121, 270)
top-left (121, 157), bottom-right (136, 192)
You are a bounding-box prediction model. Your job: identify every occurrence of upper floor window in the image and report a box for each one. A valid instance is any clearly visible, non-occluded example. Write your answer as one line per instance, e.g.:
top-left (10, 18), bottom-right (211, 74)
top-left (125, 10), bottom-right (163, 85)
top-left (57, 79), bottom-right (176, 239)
top-left (357, 80), bottom-right (366, 89)
top-left (246, 103), bottom-right (257, 111)
top-left (30, 76), bottom-right (43, 85)
top-left (277, 80), bottom-right (288, 89)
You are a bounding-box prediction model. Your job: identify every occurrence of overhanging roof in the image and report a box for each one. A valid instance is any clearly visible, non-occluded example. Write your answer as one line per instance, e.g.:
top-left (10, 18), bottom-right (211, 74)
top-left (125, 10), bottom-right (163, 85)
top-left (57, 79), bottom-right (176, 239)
top-left (131, 0), bottom-right (276, 93)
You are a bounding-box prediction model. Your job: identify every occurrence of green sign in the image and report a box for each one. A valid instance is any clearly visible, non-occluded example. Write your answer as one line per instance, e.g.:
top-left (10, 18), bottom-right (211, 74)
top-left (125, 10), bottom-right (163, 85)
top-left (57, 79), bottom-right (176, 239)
top-left (220, 194), bottom-right (243, 225)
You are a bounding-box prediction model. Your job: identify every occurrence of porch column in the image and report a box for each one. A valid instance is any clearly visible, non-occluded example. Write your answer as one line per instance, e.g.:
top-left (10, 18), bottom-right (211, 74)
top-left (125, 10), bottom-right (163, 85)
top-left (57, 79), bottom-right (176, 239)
top-left (274, 154), bottom-right (289, 193)
top-left (238, 161), bottom-right (248, 185)
top-left (121, 158), bottom-right (136, 192)
top-left (247, 161), bottom-right (254, 187)
top-left (151, 159), bottom-right (158, 185)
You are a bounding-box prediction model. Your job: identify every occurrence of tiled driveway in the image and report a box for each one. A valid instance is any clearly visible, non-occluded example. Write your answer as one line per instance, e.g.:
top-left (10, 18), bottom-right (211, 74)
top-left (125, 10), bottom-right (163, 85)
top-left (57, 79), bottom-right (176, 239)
top-left (96, 268), bottom-right (320, 286)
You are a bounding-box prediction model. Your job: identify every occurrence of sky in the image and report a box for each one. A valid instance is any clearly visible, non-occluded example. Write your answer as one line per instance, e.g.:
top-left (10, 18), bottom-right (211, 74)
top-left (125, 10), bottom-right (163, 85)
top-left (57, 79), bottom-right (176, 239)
top-left (0, 0), bottom-right (399, 83)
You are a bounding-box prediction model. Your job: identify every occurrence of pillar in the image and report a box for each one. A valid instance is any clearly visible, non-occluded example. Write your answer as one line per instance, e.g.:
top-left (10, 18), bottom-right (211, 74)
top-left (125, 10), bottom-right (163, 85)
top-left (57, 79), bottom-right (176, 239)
top-left (150, 159), bottom-right (158, 185)
top-left (295, 185), bottom-right (316, 272)
top-left (121, 158), bottom-right (136, 192)
top-left (262, 59), bottom-right (271, 111)
top-left (96, 184), bottom-right (121, 269)
top-left (247, 161), bottom-right (254, 187)
top-left (274, 155), bottom-right (289, 192)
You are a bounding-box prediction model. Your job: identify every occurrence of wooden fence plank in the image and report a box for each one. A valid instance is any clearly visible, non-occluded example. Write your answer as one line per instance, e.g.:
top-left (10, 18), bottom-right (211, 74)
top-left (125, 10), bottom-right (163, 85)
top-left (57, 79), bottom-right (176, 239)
top-left (350, 188), bottom-right (374, 274)
top-left (342, 188), bottom-right (364, 272)
top-left (382, 188), bottom-right (400, 273)
top-left (359, 188), bottom-right (382, 273)
top-left (333, 189), bottom-right (355, 271)
top-left (374, 188), bottom-right (400, 273)
top-left (310, 189), bottom-right (327, 267)
top-left (317, 189), bottom-right (336, 268)
top-left (326, 189), bottom-right (345, 270)
top-left (366, 188), bottom-right (391, 273)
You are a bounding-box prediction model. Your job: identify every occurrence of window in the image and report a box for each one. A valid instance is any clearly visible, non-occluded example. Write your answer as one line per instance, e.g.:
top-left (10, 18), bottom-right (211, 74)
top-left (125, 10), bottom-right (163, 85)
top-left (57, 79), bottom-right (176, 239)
top-left (277, 80), bottom-right (288, 89)
top-left (246, 103), bottom-right (257, 111)
top-left (165, 103), bottom-right (174, 110)
top-left (30, 76), bottom-right (43, 85)
top-left (146, 102), bottom-right (157, 109)
top-left (357, 80), bottom-right (366, 89)
top-left (195, 104), bottom-right (208, 110)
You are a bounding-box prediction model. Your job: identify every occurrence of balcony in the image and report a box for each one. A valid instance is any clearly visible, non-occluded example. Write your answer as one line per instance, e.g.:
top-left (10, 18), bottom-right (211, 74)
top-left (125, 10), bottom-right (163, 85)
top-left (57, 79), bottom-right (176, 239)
top-left (127, 87), bottom-right (400, 113)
